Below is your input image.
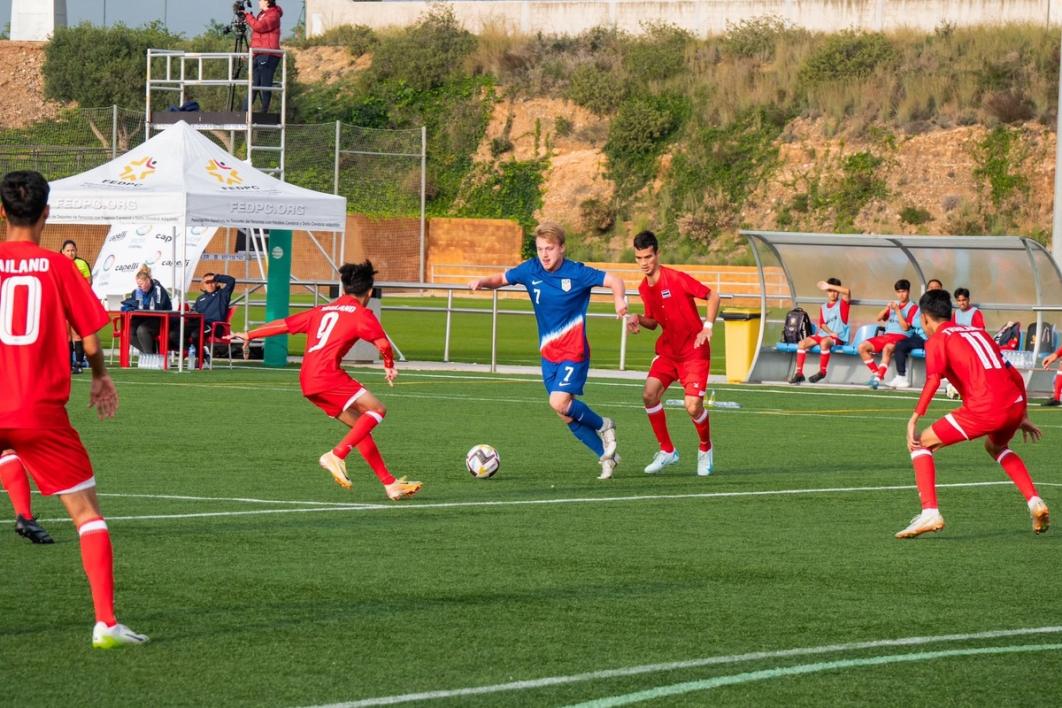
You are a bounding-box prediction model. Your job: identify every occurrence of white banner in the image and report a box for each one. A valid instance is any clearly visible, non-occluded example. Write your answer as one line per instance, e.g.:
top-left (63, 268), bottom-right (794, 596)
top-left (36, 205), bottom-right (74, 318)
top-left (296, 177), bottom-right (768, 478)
top-left (91, 224), bottom-right (218, 299)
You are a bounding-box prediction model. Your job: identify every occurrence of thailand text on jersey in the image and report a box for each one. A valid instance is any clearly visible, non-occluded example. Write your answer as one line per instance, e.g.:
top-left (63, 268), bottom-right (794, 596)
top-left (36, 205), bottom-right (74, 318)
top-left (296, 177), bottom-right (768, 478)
top-left (0, 242), bottom-right (108, 427)
top-left (284, 295), bottom-right (387, 393)
top-left (505, 258), bottom-right (605, 363)
top-left (638, 266), bottom-right (711, 360)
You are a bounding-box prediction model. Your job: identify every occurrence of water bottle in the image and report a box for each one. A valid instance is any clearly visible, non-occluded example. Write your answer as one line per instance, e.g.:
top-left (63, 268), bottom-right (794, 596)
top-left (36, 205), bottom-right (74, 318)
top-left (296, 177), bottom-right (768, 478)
top-left (708, 390), bottom-right (742, 409)
top-left (187, 344), bottom-right (197, 370)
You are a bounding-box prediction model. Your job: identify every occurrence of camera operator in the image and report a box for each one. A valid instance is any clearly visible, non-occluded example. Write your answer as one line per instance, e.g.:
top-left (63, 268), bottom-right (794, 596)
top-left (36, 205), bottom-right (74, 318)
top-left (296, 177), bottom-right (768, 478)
top-left (242, 0), bottom-right (283, 113)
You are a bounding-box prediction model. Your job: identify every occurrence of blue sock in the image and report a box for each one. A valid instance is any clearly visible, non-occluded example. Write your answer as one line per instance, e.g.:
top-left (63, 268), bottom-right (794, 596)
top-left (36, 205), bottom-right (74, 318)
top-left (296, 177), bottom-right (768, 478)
top-left (567, 421), bottom-right (605, 457)
top-left (566, 399), bottom-right (604, 431)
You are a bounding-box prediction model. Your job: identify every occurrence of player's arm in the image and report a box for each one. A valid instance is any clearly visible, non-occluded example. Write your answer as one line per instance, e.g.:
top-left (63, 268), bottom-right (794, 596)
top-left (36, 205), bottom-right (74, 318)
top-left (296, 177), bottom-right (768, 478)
top-left (468, 273), bottom-right (509, 291)
top-left (215, 274), bottom-right (236, 289)
top-left (627, 312), bottom-right (658, 333)
top-left (82, 333), bottom-right (118, 420)
top-left (910, 343), bottom-right (944, 450)
top-left (1003, 363), bottom-right (1042, 442)
top-left (1042, 345), bottom-right (1062, 368)
top-left (371, 336), bottom-right (398, 386)
top-left (972, 309), bottom-right (985, 330)
top-left (229, 318), bottom-right (290, 342)
top-left (876, 304), bottom-right (891, 322)
top-left (694, 288), bottom-right (721, 348)
top-left (817, 280), bottom-right (852, 302)
top-left (897, 305), bottom-right (913, 331)
top-left (602, 272), bottom-right (628, 318)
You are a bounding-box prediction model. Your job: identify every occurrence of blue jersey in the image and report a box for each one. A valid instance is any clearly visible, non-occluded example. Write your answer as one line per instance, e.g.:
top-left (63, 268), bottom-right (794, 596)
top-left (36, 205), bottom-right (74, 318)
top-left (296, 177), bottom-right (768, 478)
top-left (885, 302), bottom-right (918, 337)
top-left (505, 258), bottom-right (605, 363)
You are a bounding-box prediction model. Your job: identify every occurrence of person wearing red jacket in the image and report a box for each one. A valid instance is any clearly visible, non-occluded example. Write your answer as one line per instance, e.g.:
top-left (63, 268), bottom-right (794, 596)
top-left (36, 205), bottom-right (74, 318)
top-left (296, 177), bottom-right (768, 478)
top-left (244, 0), bottom-right (283, 113)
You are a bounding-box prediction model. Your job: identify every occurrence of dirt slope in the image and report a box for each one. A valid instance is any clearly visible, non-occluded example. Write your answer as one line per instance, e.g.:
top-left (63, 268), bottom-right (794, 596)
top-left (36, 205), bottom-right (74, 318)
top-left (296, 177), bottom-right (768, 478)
top-left (0, 42), bottom-right (66, 127)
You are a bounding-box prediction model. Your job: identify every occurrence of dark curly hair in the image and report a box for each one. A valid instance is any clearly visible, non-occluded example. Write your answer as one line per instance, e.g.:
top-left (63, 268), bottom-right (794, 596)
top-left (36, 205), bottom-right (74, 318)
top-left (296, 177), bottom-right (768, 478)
top-left (339, 260), bottom-right (377, 296)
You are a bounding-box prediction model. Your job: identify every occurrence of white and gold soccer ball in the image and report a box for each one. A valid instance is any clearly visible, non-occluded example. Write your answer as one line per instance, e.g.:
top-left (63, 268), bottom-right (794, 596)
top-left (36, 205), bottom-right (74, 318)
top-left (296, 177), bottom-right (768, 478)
top-left (466, 444), bottom-right (500, 479)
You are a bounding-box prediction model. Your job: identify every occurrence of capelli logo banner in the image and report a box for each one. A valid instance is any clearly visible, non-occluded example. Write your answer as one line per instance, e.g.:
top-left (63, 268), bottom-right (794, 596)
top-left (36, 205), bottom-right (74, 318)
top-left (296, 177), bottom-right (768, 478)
top-left (206, 159), bottom-right (243, 187)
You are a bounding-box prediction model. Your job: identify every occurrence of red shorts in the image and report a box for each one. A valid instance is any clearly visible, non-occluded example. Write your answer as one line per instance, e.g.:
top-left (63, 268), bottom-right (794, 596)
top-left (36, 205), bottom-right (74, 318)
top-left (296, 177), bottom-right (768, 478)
top-left (305, 379), bottom-right (366, 418)
top-left (930, 400), bottom-right (1026, 447)
top-left (808, 334), bottom-right (844, 348)
top-left (648, 353), bottom-right (710, 398)
top-left (864, 333), bottom-right (908, 352)
top-left (0, 426), bottom-right (95, 496)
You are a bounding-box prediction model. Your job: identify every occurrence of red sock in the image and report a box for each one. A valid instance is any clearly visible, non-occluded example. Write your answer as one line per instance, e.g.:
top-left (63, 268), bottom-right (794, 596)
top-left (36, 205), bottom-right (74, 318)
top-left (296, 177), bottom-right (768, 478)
top-left (0, 453), bottom-right (32, 518)
top-left (1053, 372), bottom-right (1062, 400)
top-left (356, 436), bottom-right (395, 486)
top-left (645, 404), bottom-right (674, 453)
top-left (996, 449), bottom-right (1038, 501)
top-left (691, 409), bottom-right (712, 452)
top-left (77, 518), bottom-right (117, 627)
top-left (819, 351), bottom-right (831, 373)
top-left (332, 411), bottom-right (383, 460)
top-left (795, 350), bottom-right (807, 375)
top-left (911, 450), bottom-right (938, 509)
top-left (877, 365), bottom-right (888, 379)
top-left (863, 358), bottom-right (878, 374)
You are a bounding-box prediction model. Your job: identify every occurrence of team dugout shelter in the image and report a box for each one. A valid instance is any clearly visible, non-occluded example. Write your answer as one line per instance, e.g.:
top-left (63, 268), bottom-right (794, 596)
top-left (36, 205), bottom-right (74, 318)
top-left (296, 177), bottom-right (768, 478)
top-left (738, 230), bottom-right (1062, 394)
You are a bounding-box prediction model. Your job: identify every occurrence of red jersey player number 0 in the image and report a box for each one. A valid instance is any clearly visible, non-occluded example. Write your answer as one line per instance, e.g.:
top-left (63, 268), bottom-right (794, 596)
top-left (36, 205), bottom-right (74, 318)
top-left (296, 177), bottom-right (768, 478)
top-left (0, 276), bottom-right (43, 345)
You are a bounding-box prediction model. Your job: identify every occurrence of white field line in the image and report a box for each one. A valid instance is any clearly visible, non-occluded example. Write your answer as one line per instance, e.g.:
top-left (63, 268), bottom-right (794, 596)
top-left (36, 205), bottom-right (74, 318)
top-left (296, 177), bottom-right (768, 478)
top-left (2, 480), bottom-right (1046, 524)
top-left (302, 625), bottom-right (1062, 708)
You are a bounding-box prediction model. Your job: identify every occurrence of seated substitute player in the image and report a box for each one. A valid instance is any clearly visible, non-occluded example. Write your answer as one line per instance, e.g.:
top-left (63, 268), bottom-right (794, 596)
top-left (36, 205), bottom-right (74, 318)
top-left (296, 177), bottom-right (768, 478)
top-left (0, 170), bottom-right (147, 647)
top-left (897, 289), bottom-right (1049, 539)
top-left (952, 287), bottom-right (986, 329)
top-left (469, 222), bottom-right (628, 479)
top-left (884, 278), bottom-right (943, 389)
top-left (1041, 345), bottom-right (1062, 407)
top-left (230, 261), bottom-right (421, 500)
top-left (788, 278), bottom-right (851, 385)
top-left (858, 278), bottom-right (916, 389)
top-left (0, 450), bottom-right (54, 543)
top-left (626, 231), bottom-right (720, 476)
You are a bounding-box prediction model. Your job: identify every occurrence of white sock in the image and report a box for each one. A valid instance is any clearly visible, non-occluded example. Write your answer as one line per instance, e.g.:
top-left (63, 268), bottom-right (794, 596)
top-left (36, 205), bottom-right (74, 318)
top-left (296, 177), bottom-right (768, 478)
top-left (1027, 496), bottom-right (1043, 510)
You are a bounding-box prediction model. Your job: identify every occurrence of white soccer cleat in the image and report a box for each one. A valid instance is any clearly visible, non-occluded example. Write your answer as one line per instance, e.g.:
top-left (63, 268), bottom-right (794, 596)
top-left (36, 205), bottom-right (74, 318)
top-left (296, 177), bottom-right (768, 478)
top-left (597, 418), bottom-right (617, 459)
top-left (92, 622), bottom-right (149, 649)
top-left (319, 451), bottom-right (352, 490)
top-left (644, 449), bottom-right (679, 474)
top-left (887, 375), bottom-right (910, 389)
top-left (945, 383), bottom-right (960, 399)
top-left (1030, 498), bottom-right (1050, 535)
top-left (696, 449), bottom-right (713, 477)
top-left (385, 477), bottom-right (423, 501)
top-left (895, 509), bottom-right (945, 539)
top-left (599, 453), bottom-right (621, 480)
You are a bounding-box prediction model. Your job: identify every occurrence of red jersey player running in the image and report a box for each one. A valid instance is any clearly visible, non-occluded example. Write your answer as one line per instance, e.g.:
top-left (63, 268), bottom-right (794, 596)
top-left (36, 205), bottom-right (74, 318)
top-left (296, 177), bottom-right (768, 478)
top-left (626, 231), bottom-right (721, 476)
top-left (0, 170), bottom-right (147, 647)
top-left (230, 261), bottom-right (421, 500)
top-left (898, 289), bottom-right (1049, 539)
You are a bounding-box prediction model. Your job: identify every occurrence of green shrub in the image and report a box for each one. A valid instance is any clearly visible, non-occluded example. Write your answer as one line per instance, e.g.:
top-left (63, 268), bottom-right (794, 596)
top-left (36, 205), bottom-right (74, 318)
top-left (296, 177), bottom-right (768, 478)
top-left (720, 15), bottom-right (796, 60)
top-left (456, 159), bottom-right (548, 254)
top-left (579, 198), bottom-right (616, 233)
top-left (303, 24), bottom-right (378, 55)
top-left (554, 116), bottom-right (573, 137)
top-left (369, 6), bottom-right (475, 92)
top-left (567, 64), bottom-right (626, 115)
top-left (799, 31), bottom-right (897, 84)
top-left (973, 125), bottom-right (1028, 210)
top-left (899, 206), bottom-right (933, 225)
top-left (623, 22), bottom-right (692, 84)
top-left (604, 93), bottom-right (688, 197)
top-left (490, 136), bottom-right (514, 157)
top-left (832, 150), bottom-right (888, 230)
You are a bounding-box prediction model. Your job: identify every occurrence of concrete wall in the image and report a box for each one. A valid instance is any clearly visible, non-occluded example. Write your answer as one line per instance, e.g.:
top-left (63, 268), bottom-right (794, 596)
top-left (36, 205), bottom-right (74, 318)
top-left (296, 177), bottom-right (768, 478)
top-left (306, 0), bottom-right (1057, 37)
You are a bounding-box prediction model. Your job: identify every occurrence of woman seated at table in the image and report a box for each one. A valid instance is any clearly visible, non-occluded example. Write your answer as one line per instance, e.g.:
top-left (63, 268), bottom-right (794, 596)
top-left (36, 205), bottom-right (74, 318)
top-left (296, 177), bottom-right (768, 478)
top-left (126, 266), bottom-right (172, 354)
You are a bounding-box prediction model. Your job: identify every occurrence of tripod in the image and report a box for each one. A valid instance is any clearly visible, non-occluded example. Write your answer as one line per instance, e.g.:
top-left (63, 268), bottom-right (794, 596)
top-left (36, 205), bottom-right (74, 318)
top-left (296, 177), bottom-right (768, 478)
top-left (227, 24), bottom-right (249, 112)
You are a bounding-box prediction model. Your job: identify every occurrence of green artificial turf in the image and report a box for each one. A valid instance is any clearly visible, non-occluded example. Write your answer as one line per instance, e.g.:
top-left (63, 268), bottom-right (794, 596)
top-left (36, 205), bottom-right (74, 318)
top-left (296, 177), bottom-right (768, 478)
top-left (1, 368), bottom-right (1059, 706)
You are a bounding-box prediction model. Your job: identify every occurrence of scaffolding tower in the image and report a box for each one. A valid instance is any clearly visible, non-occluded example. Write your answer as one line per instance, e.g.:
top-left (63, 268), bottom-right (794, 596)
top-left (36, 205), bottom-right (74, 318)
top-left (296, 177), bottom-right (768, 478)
top-left (145, 47), bottom-right (287, 179)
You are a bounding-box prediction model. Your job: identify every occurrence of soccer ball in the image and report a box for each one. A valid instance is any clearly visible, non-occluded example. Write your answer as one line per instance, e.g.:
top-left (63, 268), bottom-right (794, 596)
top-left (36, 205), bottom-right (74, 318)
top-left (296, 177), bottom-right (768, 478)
top-left (466, 444), bottom-right (500, 479)
top-left (945, 383), bottom-right (960, 400)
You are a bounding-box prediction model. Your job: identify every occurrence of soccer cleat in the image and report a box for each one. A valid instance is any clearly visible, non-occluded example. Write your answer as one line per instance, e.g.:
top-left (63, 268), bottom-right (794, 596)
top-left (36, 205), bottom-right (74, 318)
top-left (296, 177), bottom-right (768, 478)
top-left (598, 453), bottom-right (621, 480)
top-left (808, 371), bottom-right (827, 384)
top-left (887, 375), bottom-right (910, 389)
top-left (868, 375), bottom-right (880, 390)
top-left (1030, 499), bottom-right (1050, 534)
top-left (895, 509), bottom-right (945, 539)
top-left (318, 451), bottom-right (352, 490)
top-left (644, 449), bottom-right (680, 474)
top-left (92, 622), bottom-right (149, 649)
top-left (15, 515), bottom-right (55, 544)
top-left (787, 372), bottom-right (805, 385)
top-left (696, 448), bottom-right (713, 477)
top-left (597, 418), bottom-right (617, 459)
top-left (385, 477), bottom-right (422, 501)
top-left (1043, 398), bottom-right (1061, 407)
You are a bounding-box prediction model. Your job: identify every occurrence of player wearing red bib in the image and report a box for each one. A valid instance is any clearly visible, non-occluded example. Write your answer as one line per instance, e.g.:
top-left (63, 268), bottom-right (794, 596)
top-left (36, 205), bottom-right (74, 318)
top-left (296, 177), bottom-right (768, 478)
top-left (898, 289), bottom-right (1049, 539)
top-left (0, 171), bottom-right (147, 648)
top-left (626, 231), bottom-right (721, 476)
top-left (858, 279), bottom-right (917, 390)
top-left (231, 261), bottom-right (421, 501)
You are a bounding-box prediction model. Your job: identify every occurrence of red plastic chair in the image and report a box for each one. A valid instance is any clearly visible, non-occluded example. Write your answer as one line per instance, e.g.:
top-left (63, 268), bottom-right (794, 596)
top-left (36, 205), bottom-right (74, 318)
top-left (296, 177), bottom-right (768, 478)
top-left (204, 307), bottom-right (236, 368)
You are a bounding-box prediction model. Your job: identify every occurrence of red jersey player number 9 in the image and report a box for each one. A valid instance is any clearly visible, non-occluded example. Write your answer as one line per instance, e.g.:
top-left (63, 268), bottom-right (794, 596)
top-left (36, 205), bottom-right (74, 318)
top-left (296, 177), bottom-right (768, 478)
top-left (307, 312), bottom-right (340, 353)
top-left (0, 276), bottom-right (43, 345)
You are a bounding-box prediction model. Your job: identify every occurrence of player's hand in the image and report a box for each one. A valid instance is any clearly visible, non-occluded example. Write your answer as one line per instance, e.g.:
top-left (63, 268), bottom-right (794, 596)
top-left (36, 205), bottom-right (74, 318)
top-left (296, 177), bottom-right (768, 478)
top-left (906, 413), bottom-right (922, 452)
top-left (226, 331), bottom-right (247, 342)
top-left (889, 301), bottom-right (899, 311)
top-left (89, 373), bottom-right (119, 420)
top-left (468, 279), bottom-right (482, 291)
top-left (626, 314), bottom-right (640, 334)
top-left (1043, 354), bottom-right (1057, 368)
top-left (384, 366), bottom-right (397, 387)
top-left (614, 299), bottom-right (628, 319)
top-left (1020, 416), bottom-right (1042, 443)
top-left (816, 280), bottom-right (829, 291)
top-left (694, 328), bottom-right (711, 348)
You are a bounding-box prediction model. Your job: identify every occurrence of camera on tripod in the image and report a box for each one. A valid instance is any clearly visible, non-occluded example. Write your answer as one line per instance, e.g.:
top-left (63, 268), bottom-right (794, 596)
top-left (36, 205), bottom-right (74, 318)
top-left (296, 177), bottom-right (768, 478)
top-left (222, 0), bottom-right (251, 35)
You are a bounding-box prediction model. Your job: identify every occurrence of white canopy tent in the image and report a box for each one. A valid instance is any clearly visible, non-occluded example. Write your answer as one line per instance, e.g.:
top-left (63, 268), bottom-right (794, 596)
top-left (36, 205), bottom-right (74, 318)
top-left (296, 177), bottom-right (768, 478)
top-left (47, 120), bottom-right (348, 370)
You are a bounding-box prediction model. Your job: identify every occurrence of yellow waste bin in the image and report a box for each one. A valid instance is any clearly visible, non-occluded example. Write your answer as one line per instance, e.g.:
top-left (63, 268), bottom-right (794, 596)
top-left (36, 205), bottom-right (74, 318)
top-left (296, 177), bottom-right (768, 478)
top-left (721, 309), bottom-right (762, 383)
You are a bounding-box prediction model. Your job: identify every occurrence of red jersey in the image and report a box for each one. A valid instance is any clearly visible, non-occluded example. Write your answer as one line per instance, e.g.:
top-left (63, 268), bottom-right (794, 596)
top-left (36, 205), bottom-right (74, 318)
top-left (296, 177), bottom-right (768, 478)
top-left (0, 241), bottom-right (108, 427)
top-left (638, 266), bottom-right (712, 360)
top-left (284, 295), bottom-right (390, 395)
top-left (916, 322), bottom-right (1024, 418)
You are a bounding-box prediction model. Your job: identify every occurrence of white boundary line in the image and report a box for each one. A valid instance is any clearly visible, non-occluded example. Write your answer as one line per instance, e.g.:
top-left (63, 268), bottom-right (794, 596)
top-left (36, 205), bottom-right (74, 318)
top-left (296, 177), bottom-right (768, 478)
top-left (302, 626), bottom-right (1062, 707)
top-left (3, 480), bottom-right (1051, 524)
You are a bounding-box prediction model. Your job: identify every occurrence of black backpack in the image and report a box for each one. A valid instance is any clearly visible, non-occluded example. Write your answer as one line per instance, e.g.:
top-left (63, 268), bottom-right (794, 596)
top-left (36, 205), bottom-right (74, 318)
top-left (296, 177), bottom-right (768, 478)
top-left (781, 308), bottom-right (814, 344)
top-left (993, 321), bottom-right (1021, 351)
top-left (1024, 322), bottom-right (1055, 353)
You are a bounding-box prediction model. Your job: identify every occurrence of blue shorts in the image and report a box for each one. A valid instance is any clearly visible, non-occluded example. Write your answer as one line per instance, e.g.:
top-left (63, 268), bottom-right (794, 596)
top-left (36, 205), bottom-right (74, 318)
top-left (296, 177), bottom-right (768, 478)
top-left (541, 358), bottom-right (589, 395)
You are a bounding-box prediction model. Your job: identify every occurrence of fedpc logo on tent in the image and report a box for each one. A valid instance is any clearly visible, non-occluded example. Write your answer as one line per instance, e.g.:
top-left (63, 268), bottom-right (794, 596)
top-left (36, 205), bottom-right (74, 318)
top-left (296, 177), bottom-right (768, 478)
top-left (206, 159), bottom-right (243, 187)
top-left (117, 156), bottom-right (157, 182)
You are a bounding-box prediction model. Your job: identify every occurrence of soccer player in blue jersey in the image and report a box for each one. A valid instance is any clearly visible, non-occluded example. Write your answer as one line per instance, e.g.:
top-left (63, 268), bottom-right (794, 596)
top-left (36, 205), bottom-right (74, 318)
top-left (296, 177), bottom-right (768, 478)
top-left (469, 222), bottom-right (629, 479)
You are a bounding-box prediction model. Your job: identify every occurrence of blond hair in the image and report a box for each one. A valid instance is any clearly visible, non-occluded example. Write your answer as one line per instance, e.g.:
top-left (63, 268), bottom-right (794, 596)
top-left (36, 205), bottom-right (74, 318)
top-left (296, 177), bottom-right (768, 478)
top-left (534, 222), bottom-right (566, 246)
top-left (135, 265), bottom-right (153, 283)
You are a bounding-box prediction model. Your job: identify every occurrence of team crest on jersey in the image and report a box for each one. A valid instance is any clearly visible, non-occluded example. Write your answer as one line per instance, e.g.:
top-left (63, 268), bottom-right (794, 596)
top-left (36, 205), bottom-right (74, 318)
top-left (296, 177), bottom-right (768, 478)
top-left (661, 289), bottom-right (672, 299)
top-left (561, 279), bottom-right (572, 292)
